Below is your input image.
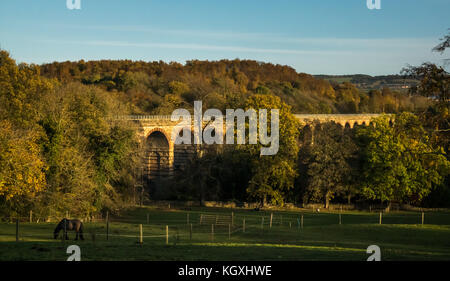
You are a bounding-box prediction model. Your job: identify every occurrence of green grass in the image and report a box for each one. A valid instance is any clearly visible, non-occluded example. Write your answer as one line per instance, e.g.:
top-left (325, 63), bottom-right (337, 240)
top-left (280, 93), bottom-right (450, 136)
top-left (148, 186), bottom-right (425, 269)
top-left (1, 207), bottom-right (449, 261)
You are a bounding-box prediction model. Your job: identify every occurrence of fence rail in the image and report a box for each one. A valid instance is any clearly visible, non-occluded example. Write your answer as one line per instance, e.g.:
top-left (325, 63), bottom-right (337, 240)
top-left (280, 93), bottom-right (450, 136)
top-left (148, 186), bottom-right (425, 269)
top-left (2, 210), bottom-right (448, 246)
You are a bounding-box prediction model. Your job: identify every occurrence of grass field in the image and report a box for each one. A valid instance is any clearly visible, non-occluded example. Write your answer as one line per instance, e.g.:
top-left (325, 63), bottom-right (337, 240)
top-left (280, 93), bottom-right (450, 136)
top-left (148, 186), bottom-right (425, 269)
top-left (1, 206), bottom-right (449, 261)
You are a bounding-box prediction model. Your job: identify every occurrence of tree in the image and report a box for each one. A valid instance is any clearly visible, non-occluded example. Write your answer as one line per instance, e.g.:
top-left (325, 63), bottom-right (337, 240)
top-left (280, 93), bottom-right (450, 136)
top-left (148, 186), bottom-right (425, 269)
top-left (243, 94), bottom-right (300, 206)
top-left (171, 145), bottom-right (223, 205)
top-left (0, 50), bottom-right (54, 128)
top-left (356, 113), bottom-right (450, 207)
top-left (0, 50), bottom-right (51, 215)
top-left (402, 63), bottom-right (449, 104)
top-left (0, 121), bottom-right (47, 212)
top-left (433, 29), bottom-right (450, 64)
top-left (301, 122), bottom-right (358, 208)
top-left (401, 48), bottom-right (449, 154)
top-left (36, 82), bottom-right (139, 217)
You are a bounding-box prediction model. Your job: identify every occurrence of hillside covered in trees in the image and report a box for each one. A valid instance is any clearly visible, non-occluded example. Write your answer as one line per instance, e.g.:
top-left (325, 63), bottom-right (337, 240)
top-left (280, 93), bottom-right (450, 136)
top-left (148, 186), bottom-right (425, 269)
top-left (40, 59), bottom-right (431, 115)
top-left (1, 49), bottom-right (448, 220)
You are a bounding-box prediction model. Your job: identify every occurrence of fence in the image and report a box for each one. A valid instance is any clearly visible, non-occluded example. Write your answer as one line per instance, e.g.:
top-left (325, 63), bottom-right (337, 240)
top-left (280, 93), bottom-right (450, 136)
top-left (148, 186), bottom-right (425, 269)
top-left (1, 210), bottom-right (448, 245)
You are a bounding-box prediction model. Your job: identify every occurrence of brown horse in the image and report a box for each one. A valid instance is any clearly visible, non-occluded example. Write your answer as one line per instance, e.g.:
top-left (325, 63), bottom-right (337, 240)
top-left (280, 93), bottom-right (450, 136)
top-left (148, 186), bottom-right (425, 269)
top-left (54, 218), bottom-right (84, 240)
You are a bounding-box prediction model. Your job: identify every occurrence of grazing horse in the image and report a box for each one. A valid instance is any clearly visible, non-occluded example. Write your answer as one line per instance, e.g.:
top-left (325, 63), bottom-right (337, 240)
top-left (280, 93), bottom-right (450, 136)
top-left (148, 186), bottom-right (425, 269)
top-left (54, 218), bottom-right (84, 240)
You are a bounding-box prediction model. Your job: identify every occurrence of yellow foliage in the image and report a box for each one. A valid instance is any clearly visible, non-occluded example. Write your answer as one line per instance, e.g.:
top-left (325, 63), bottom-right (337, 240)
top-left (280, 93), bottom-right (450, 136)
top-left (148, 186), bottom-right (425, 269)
top-left (0, 120), bottom-right (47, 200)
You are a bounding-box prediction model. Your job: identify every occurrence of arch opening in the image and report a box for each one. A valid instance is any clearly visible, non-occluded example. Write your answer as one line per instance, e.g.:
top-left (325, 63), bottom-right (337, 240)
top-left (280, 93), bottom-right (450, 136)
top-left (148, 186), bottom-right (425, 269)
top-left (146, 130), bottom-right (170, 179)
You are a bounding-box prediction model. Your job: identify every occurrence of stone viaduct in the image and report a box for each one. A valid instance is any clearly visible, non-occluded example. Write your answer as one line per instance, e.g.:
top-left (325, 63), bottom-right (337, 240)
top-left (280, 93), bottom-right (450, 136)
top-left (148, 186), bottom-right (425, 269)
top-left (119, 114), bottom-right (386, 183)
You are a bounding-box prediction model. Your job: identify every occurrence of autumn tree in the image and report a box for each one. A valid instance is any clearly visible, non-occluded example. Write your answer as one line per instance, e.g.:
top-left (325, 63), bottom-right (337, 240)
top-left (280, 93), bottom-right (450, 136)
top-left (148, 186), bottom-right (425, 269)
top-left (402, 63), bottom-right (449, 104)
top-left (243, 94), bottom-right (300, 206)
top-left (36, 82), bottom-right (139, 217)
top-left (356, 113), bottom-right (450, 207)
top-left (0, 121), bottom-right (47, 214)
top-left (0, 51), bottom-right (51, 215)
top-left (300, 122), bottom-right (358, 208)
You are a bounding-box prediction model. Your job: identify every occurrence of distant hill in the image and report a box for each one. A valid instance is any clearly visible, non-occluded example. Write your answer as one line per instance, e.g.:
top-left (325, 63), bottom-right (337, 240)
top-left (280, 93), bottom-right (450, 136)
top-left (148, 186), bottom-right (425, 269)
top-left (38, 59), bottom-right (431, 114)
top-left (314, 74), bottom-right (420, 92)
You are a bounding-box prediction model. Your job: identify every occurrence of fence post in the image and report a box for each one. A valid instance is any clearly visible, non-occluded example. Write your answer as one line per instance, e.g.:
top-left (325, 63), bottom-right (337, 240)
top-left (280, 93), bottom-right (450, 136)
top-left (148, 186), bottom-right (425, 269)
top-left (379, 212), bottom-right (382, 225)
top-left (211, 224), bottom-right (214, 242)
top-left (301, 214), bottom-right (304, 229)
top-left (421, 212), bottom-right (424, 225)
top-left (15, 218), bottom-right (19, 242)
top-left (270, 213), bottom-right (273, 228)
top-left (187, 213), bottom-right (189, 225)
top-left (166, 225), bottom-right (169, 245)
top-left (231, 212), bottom-right (234, 227)
top-left (139, 224), bottom-right (143, 245)
top-left (339, 213), bottom-right (342, 225)
top-left (147, 213), bottom-right (149, 224)
top-left (29, 210), bottom-right (32, 224)
top-left (228, 224), bottom-right (231, 239)
top-left (190, 223), bottom-right (193, 240)
top-left (64, 219), bottom-right (67, 241)
top-left (261, 217), bottom-right (264, 230)
top-left (106, 212), bottom-right (110, 241)
top-left (200, 214), bottom-right (203, 225)
top-left (243, 218), bottom-right (246, 233)
top-left (289, 222), bottom-right (292, 228)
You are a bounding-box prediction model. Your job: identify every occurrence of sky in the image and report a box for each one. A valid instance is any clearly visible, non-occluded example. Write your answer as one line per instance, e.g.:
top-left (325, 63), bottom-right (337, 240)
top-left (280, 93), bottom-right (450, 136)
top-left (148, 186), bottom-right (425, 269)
top-left (0, 0), bottom-right (449, 75)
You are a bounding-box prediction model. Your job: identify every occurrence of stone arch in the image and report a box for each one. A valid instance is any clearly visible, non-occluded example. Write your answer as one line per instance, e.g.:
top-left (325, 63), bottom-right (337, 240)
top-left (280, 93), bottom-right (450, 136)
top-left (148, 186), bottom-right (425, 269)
top-left (339, 121), bottom-right (347, 128)
top-left (146, 130), bottom-right (171, 179)
top-left (344, 122), bottom-right (352, 129)
top-left (146, 128), bottom-right (172, 146)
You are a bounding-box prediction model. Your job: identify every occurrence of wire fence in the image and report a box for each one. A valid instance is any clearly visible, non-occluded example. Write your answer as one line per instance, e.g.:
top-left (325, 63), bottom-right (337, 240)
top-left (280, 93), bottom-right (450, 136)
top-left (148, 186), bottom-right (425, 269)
top-left (1, 209), bottom-right (449, 246)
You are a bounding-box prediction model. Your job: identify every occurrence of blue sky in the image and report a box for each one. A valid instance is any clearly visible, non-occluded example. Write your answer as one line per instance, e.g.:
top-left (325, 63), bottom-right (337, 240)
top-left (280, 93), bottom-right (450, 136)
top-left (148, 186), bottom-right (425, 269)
top-left (0, 0), bottom-right (448, 75)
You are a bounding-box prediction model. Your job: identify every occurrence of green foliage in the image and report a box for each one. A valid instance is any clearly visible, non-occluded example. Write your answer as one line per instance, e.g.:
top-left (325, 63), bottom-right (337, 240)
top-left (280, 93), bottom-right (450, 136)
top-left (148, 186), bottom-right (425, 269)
top-left (356, 113), bottom-right (450, 204)
top-left (0, 50), bottom-right (55, 128)
top-left (171, 148), bottom-right (226, 205)
top-left (0, 51), bottom-right (139, 218)
top-left (243, 95), bottom-right (300, 206)
top-left (1, 49), bottom-right (449, 215)
top-left (402, 63), bottom-right (449, 104)
top-left (36, 83), bottom-right (139, 217)
top-left (300, 122), bottom-right (358, 208)
top-left (0, 51), bottom-right (51, 215)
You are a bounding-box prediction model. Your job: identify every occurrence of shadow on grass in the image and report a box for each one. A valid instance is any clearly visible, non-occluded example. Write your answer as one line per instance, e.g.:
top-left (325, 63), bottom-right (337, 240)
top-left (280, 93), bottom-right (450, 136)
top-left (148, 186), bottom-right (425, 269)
top-left (1, 237), bottom-right (449, 261)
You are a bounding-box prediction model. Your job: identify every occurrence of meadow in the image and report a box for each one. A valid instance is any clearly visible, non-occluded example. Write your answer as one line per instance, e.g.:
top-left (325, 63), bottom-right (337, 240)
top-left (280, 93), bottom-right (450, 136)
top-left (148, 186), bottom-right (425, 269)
top-left (1, 206), bottom-right (449, 261)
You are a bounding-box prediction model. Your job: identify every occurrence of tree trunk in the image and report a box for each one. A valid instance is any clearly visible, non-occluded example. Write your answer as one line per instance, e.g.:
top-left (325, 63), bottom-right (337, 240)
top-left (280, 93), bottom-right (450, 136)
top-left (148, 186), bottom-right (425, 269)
top-left (324, 193), bottom-right (330, 209)
top-left (262, 194), bottom-right (267, 207)
top-left (199, 182), bottom-right (205, 207)
top-left (347, 194), bottom-right (351, 204)
top-left (385, 201), bottom-right (391, 213)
